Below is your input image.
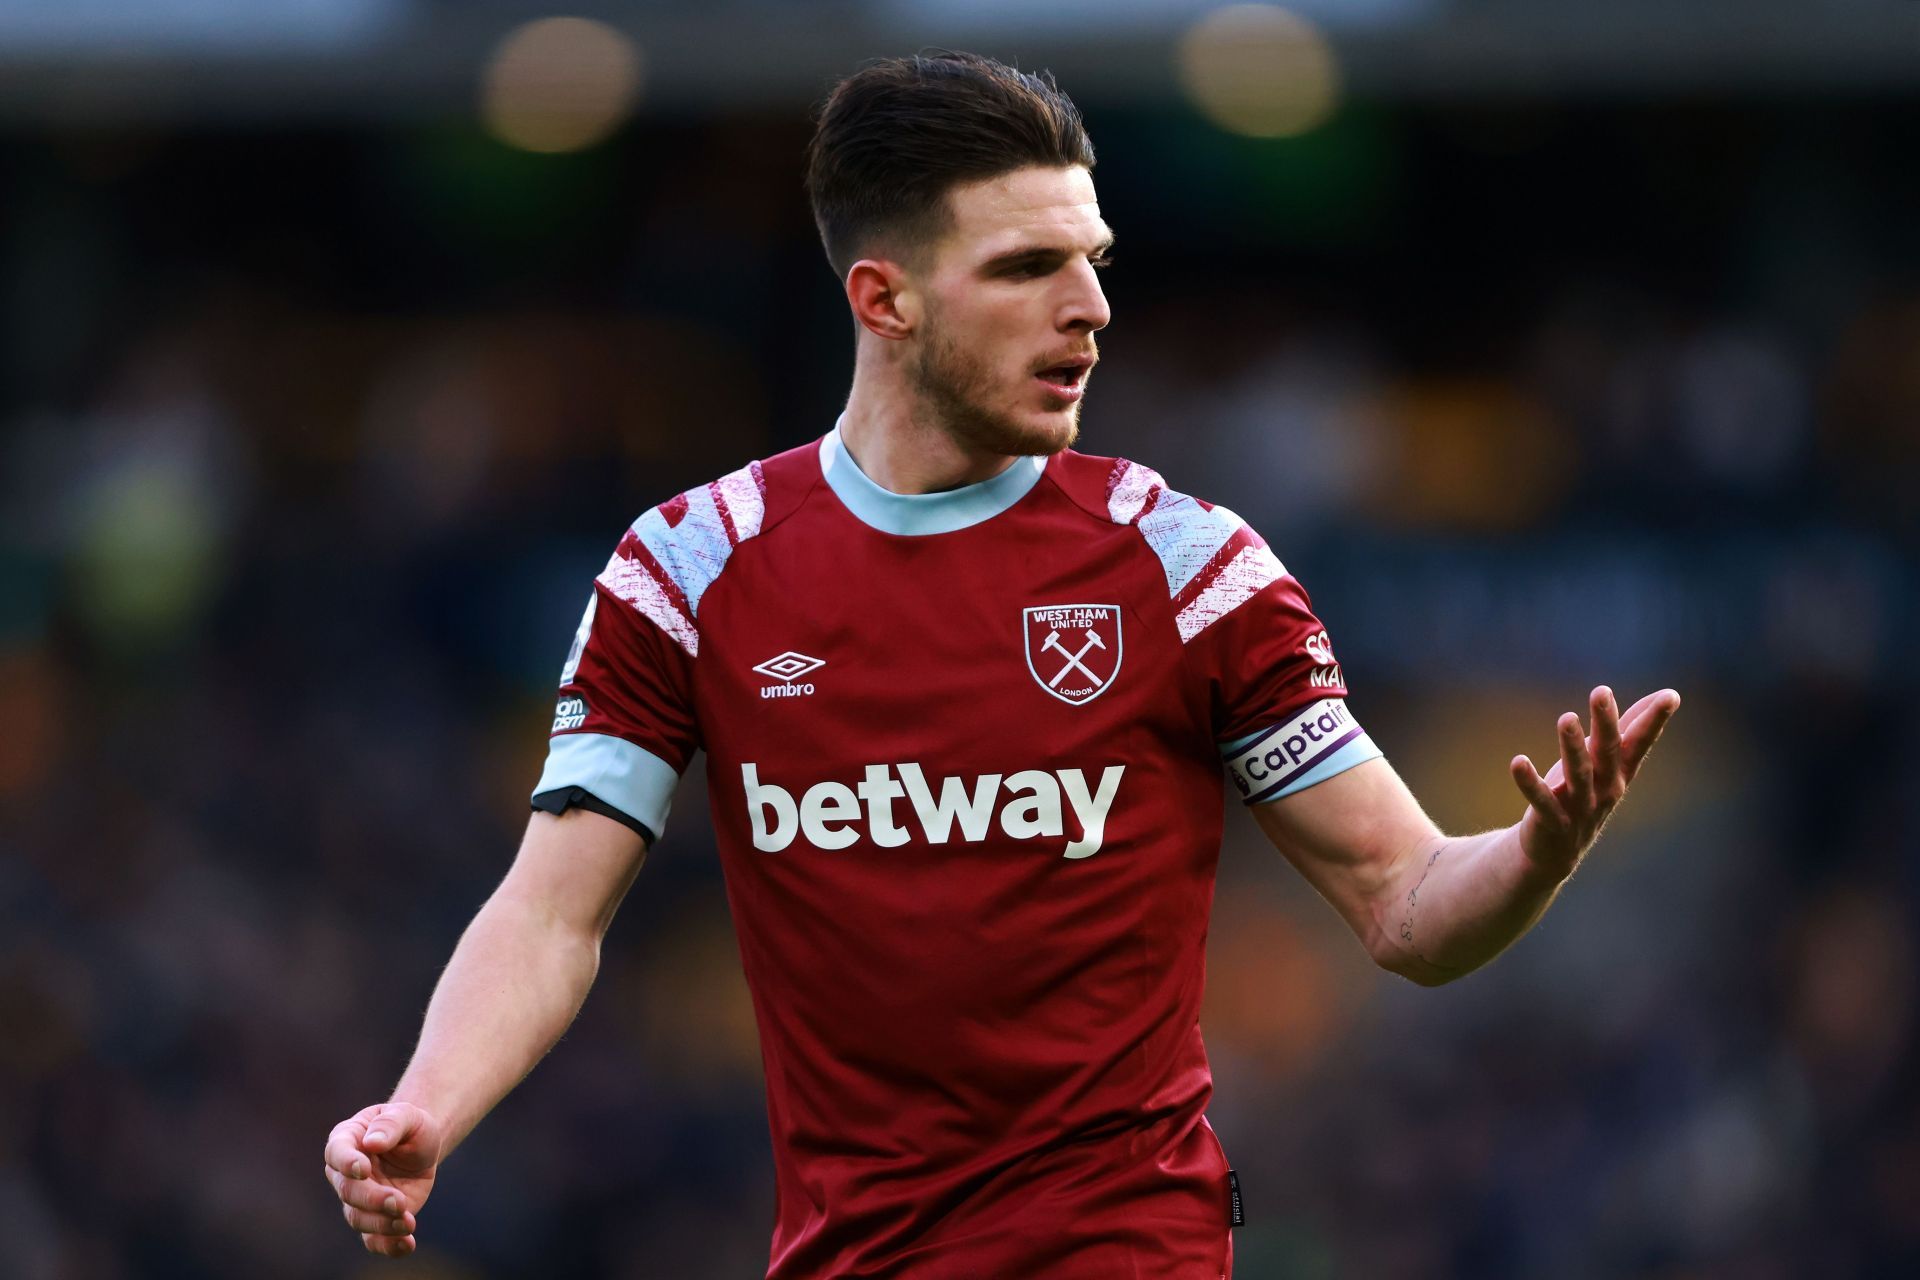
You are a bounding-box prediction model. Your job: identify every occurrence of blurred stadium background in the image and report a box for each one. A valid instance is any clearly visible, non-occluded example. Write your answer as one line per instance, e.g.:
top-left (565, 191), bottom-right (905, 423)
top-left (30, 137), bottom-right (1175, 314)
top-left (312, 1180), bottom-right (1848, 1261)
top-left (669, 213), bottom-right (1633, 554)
top-left (2, 2), bottom-right (1917, 1277)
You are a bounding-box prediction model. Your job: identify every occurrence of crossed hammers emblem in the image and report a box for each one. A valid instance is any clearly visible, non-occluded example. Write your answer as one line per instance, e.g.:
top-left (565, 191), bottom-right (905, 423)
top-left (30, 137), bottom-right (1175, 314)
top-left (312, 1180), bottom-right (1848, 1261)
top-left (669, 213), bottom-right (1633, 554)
top-left (1041, 627), bottom-right (1108, 689)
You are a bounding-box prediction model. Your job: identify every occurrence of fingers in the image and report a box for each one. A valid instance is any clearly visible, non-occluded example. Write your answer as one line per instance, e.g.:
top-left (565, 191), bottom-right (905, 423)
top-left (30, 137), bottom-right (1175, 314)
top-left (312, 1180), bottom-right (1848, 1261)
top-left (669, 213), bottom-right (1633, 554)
top-left (324, 1116), bottom-right (373, 1181)
top-left (365, 1231), bottom-right (417, 1258)
top-left (1621, 688), bottom-right (1681, 781)
top-left (1590, 686), bottom-right (1623, 802)
top-left (1615, 689), bottom-right (1667, 733)
top-left (1518, 686), bottom-right (1679, 870)
top-left (342, 1200), bottom-right (416, 1237)
top-left (1558, 711), bottom-right (1595, 814)
top-left (325, 1162), bottom-right (422, 1256)
top-left (1511, 754), bottom-right (1569, 831)
top-left (325, 1165), bottom-right (411, 1218)
top-left (325, 1102), bottom-right (432, 1258)
top-left (365, 1232), bottom-right (417, 1258)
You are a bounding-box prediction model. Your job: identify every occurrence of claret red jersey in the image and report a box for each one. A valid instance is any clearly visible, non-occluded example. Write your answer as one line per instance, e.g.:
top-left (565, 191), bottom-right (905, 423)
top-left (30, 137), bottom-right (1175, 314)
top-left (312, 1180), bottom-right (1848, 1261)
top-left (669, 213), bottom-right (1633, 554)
top-left (532, 423), bottom-right (1380, 1279)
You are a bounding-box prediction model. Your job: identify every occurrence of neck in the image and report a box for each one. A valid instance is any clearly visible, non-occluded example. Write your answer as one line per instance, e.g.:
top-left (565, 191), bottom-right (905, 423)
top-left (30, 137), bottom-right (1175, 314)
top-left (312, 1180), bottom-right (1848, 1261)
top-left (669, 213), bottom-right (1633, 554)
top-left (839, 355), bottom-right (1019, 495)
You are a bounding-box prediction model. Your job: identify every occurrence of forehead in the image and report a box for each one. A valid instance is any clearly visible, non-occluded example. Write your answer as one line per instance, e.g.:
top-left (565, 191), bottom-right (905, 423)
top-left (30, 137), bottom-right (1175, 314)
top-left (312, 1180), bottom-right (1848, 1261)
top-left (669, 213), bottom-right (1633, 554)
top-left (940, 165), bottom-right (1109, 258)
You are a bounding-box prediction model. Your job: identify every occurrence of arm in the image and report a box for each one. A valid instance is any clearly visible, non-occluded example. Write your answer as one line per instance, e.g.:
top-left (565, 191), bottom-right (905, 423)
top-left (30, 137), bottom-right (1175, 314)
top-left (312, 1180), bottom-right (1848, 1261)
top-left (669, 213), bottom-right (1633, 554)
top-left (322, 807), bottom-right (647, 1256)
top-left (392, 806), bottom-right (647, 1146)
top-left (1253, 685), bottom-right (1679, 986)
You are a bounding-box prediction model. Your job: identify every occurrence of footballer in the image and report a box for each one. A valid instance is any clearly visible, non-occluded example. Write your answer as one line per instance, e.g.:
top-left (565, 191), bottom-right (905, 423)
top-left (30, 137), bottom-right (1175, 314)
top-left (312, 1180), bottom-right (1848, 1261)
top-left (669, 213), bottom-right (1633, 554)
top-left (324, 51), bottom-right (1679, 1278)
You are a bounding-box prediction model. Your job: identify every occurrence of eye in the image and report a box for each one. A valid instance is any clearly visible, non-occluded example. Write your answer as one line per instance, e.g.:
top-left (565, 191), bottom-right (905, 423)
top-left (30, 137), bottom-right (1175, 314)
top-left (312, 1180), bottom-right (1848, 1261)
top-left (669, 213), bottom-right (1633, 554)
top-left (1089, 253), bottom-right (1114, 270)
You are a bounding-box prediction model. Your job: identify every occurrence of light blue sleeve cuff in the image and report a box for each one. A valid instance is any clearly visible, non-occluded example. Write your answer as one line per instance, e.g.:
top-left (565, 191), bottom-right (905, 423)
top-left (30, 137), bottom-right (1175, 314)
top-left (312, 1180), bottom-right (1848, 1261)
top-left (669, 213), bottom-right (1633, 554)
top-left (1222, 696), bottom-right (1383, 805)
top-left (532, 733), bottom-right (680, 840)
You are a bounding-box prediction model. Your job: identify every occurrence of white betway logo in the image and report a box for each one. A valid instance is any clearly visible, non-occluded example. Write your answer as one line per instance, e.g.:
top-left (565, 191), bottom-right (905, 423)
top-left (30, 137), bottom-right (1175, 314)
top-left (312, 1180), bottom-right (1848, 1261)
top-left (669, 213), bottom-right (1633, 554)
top-left (743, 763), bottom-right (1124, 860)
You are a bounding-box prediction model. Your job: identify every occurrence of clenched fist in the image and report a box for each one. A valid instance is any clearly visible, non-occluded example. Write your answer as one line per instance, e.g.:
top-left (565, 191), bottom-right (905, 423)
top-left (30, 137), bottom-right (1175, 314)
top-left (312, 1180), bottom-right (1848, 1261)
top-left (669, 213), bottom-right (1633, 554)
top-left (323, 1102), bottom-right (445, 1257)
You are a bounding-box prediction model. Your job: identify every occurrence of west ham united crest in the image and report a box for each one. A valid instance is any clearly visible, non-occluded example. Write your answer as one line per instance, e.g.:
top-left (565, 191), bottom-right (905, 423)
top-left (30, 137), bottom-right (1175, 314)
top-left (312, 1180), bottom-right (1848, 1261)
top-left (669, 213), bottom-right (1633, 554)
top-left (1023, 603), bottom-right (1123, 705)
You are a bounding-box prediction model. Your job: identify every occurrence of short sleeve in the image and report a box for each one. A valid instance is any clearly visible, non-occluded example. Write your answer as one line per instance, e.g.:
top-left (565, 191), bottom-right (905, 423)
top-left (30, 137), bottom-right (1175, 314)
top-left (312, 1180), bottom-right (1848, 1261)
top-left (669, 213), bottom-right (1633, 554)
top-left (1182, 522), bottom-right (1381, 806)
top-left (529, 556), bottom-right (699, 844)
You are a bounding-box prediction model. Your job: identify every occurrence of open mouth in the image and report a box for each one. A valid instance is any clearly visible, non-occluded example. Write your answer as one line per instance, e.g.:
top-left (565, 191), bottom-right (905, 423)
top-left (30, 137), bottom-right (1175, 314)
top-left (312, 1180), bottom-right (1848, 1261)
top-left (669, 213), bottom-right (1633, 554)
top-left (1035, 360), bottom-right (1092, 397)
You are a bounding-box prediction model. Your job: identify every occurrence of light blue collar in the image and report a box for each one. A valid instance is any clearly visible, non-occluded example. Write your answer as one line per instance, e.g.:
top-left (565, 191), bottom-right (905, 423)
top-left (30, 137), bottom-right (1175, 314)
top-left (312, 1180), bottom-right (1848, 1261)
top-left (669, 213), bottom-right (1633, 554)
top-left (818, 419), bottom-right (1047, 536)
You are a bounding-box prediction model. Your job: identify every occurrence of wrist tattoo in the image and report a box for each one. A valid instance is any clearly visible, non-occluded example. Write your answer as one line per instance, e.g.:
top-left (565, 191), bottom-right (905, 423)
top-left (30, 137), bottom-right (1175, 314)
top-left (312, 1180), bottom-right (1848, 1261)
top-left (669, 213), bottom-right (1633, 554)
top-left (1398, 844), bottom-right (1444, 950)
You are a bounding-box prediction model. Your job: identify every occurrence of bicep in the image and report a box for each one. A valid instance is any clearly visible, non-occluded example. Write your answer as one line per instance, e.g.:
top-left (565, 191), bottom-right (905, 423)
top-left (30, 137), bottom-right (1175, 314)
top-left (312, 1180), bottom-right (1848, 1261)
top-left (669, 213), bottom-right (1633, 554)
top-left (494, 808), bottom-right (649, 943)
top-left (1248, 756), bottom-right (1440, 947)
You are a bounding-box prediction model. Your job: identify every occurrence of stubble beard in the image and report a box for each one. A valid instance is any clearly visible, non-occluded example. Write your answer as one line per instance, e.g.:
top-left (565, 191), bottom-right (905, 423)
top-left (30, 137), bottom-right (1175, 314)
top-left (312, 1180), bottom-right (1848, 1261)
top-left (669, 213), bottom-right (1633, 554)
top-left (907, 323), bottom-right (1080, 459)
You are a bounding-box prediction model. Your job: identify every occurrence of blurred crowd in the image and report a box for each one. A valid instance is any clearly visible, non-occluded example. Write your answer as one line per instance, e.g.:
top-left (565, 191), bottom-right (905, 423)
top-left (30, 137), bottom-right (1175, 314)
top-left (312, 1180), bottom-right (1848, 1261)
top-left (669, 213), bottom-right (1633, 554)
top-left (2, 98), bottom-right (1917, 1278)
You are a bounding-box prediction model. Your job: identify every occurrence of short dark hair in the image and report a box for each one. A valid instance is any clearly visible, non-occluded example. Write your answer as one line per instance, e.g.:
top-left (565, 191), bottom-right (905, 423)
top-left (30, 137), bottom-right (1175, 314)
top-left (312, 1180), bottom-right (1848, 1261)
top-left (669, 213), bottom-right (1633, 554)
top-left (805, 51), bottom-right (1096, 277)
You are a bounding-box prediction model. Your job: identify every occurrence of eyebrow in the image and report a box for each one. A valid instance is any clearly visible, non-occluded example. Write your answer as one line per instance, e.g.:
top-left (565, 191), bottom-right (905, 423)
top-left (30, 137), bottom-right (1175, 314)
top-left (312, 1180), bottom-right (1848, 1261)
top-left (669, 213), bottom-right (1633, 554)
top-left (980, 231), bottom-right (1117, 273)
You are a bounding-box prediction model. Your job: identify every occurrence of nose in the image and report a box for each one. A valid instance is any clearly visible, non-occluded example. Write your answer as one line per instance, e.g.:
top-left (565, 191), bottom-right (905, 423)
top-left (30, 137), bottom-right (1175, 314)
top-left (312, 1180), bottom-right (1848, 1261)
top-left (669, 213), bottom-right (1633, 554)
top-left (1059, 259), bottom-right (1111, 334)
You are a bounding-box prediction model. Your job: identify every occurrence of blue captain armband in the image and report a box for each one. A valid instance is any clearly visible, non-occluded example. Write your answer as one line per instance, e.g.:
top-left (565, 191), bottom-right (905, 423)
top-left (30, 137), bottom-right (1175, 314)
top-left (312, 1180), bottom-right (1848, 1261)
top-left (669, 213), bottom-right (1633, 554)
top-left (1222, 697), bottom-right (1382, 805)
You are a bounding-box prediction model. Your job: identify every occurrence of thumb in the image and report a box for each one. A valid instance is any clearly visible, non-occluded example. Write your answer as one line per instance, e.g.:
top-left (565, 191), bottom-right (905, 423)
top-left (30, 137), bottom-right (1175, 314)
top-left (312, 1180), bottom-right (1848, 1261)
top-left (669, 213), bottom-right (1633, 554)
top-left (363, 1102), bottom-right (425, 1154)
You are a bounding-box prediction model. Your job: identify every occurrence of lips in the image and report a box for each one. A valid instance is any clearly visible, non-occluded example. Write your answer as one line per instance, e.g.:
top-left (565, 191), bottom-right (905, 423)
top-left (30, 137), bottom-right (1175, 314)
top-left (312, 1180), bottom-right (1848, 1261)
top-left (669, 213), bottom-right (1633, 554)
top-left (1034, 355), bottom-right (1093, 394)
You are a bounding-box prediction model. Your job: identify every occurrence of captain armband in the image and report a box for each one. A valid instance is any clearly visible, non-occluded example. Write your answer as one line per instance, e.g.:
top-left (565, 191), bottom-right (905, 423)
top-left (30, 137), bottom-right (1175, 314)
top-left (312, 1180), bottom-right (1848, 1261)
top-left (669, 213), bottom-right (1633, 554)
top-left (1222, 696), bottom-right (1382, 805)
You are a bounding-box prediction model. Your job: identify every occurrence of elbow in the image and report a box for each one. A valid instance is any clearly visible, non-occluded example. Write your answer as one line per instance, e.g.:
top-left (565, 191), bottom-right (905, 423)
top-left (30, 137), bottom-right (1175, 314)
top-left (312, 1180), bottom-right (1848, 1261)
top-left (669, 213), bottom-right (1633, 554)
top-left (1362, 891), bottom-right (1470, 987)
top-left (1389, 959), bottom-right (1464, 988)
top-left (1368, 938), bottom-right (1470, 987)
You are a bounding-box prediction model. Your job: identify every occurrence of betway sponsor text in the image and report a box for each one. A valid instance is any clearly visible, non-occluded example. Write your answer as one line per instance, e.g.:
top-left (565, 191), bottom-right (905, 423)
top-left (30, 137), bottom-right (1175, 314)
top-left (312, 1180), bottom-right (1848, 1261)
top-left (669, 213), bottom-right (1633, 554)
top-left (743, 763), bottom-right (1125, 860)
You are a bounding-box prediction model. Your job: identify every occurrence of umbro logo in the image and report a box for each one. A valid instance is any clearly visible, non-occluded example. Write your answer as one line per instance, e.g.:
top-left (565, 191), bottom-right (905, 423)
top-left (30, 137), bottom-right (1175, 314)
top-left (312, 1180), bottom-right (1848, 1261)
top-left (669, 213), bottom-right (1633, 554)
top-left (753, 651), bottom-right (823, 699)
top-left (753, 651), bottom-right (825, 681)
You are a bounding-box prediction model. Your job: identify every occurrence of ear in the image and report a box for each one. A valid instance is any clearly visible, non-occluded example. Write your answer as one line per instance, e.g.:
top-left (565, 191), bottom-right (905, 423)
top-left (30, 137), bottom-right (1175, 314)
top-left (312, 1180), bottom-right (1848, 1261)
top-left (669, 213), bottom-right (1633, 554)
top-left (845, 257), bottom-right (920, 341)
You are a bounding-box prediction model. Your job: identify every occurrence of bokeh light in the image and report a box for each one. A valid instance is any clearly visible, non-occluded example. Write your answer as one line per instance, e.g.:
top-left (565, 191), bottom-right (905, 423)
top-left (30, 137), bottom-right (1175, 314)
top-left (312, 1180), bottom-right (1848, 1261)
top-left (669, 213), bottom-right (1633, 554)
top-left (480, 17), bottom-right (643, 154)
top-left (1178, 4), bottom-right (1342, 139)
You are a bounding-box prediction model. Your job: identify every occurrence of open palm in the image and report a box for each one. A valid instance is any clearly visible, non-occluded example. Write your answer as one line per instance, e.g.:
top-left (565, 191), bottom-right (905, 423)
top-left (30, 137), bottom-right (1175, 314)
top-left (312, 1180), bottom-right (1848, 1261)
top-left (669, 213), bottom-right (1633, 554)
top-left (1511, 685), bottom-right (1680, 876)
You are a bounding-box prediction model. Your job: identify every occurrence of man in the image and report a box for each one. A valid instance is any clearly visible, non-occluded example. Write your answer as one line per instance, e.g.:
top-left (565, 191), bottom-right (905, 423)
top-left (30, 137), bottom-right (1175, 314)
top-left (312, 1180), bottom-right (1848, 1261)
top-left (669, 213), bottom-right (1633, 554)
top-left (324, 52), bottom-right (1678, 1277)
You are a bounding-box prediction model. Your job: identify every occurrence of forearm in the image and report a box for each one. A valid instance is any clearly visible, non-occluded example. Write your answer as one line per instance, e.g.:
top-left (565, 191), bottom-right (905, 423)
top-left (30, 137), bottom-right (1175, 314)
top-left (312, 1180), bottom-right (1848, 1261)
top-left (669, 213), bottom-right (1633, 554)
top-left (1371, 823), bottom-right (1570, 986)
top-left (1262, 689), bottom-right (1679, 987)
top-left (389, 890), bottom-right (602, 1156)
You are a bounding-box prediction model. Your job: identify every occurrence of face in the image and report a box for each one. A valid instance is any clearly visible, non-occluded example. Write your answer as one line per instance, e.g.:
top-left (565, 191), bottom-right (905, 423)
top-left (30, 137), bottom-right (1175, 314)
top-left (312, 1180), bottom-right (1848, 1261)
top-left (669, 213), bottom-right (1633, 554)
top-left (905, 165), bottom-right (1113, 457)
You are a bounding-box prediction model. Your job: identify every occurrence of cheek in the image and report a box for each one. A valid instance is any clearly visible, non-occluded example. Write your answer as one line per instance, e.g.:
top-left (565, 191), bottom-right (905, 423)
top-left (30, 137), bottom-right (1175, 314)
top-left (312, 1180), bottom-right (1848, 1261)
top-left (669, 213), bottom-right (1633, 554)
top-left (983, 306), bottom-right (1042, 368)
top-left (953, 318), bottom-right (1023, 381)
top-left (931, 290), bottom-right (1040, 386)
